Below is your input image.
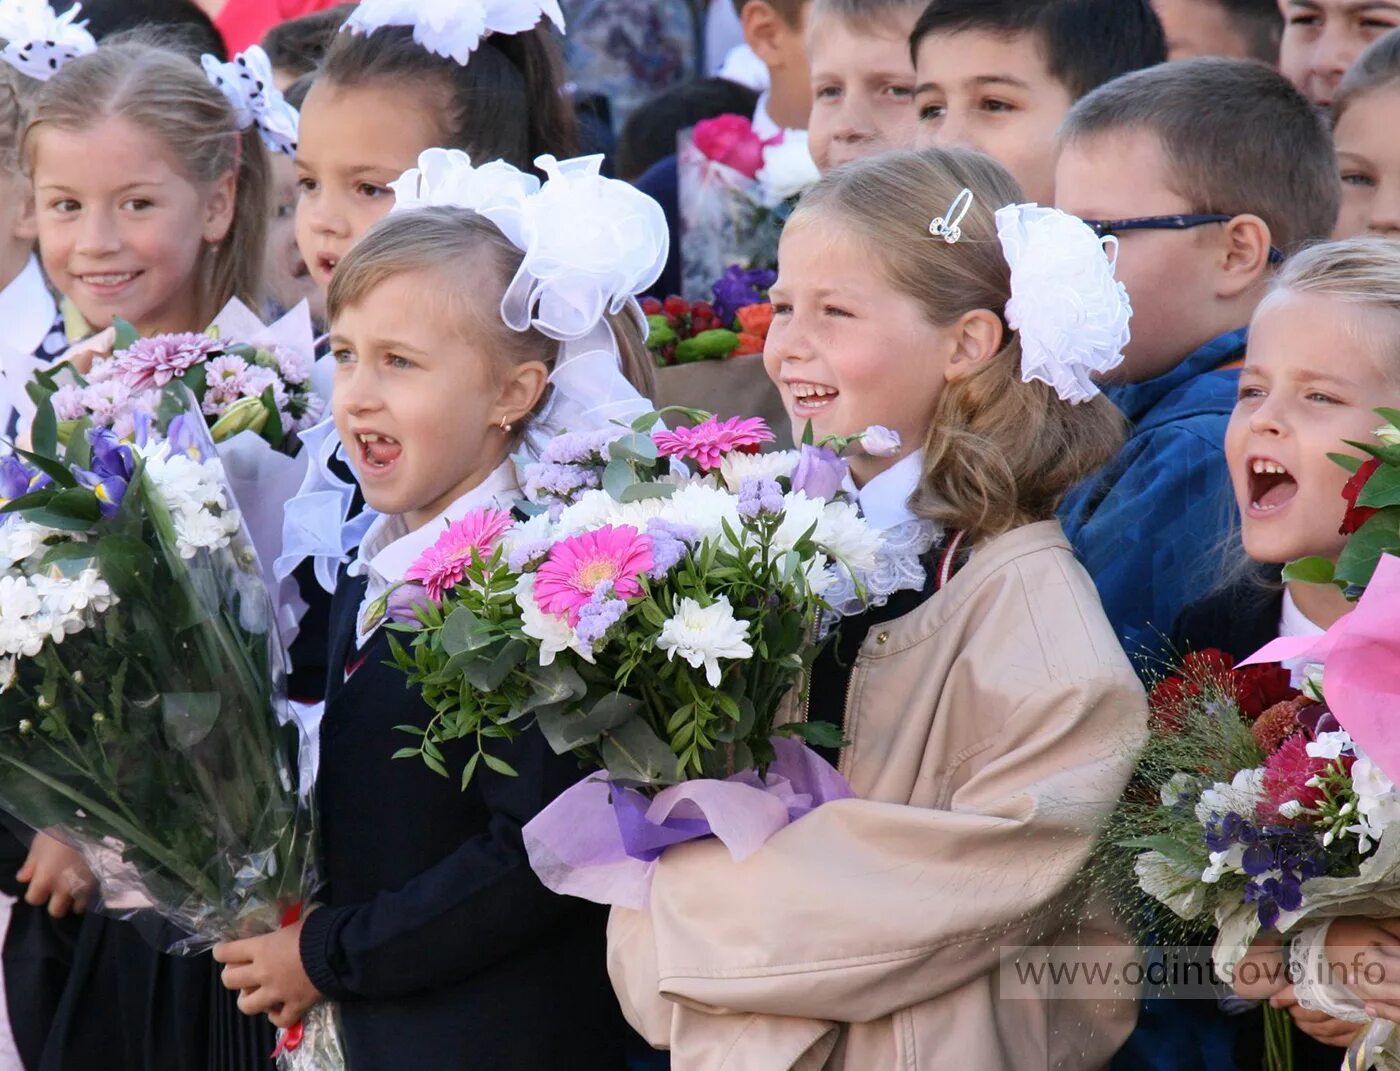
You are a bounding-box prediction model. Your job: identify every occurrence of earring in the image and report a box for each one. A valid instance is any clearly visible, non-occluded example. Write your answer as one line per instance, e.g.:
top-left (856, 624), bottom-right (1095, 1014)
top-left (499, 419), bottom-right (512, 433)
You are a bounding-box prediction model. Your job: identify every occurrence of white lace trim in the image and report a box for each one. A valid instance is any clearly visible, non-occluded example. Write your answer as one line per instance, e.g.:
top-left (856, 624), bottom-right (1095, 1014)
top-left (1291, 920), bottom-right (1370, 1023)
top-left (819, 519), bottom-right (938, 635)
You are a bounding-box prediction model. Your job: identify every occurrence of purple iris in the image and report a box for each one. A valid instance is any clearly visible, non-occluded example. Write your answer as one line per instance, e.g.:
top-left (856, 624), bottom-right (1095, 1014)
top-left (712, 264), bottom-right (777, 325)
top-left (75, 428), bottom-right (136, 517)
top-left (790, 443), bottom-right (847, 501)
top-left (165, 414), bottom-right (205, 460)
top-left (0, 455), bottom-right (35, 500)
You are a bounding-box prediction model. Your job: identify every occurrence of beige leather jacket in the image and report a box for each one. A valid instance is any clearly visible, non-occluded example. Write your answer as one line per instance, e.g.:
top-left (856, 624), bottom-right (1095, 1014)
top-left (608, 521), bottom-right (1147, 1070)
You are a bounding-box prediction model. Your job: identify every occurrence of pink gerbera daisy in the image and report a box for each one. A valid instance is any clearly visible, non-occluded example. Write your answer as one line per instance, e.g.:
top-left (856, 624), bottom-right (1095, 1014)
top-left (405, 507), bottom-right (514, 602)
top-left (652, 416), bottom-right (774, 472)
top-left (533, 525), bottom-right (654, 625)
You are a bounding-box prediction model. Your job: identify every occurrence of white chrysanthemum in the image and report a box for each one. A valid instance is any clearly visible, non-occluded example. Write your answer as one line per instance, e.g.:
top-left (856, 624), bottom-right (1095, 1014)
top-left (1134, 851), bottom-right (1206, 920)
top-left (659, 483), bottom-right (743, 545)
top-left (502, 510), bottom-right (555, 552)
top-left (0, 518), bottom-right (69, 569)
top-left (656, 595), bottom-right (753, 687)
top-left (0, 575), bottom-right (41, 620)
top-left (718, 449), bottom-right (799, 492)
top-left (1194, 767), bottom-right (1266, 826)
top-left (173, 509), bottom-right (241, 560)
top-left (769, 491), bottom-right (824, 555)
top-left (814, 499), bottom-right (882, 572)
top-left (144, 451), bottom-right (229, 511)
top-left (33, 569), bottom-right (113, 616)
top-left (515, 573), bottom-right (589, 666)
top-left (554, 489), bottom-right (668, 537)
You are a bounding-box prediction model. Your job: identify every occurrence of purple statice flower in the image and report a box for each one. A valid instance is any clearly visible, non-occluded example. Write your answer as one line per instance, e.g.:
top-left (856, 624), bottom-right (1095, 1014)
top-left (737, 476), bottom-right (784, 519)
top-left (540, 428), bottom-right (625, 466)
top-left (573, 581), bottom-right (628, 658)
top-left (110, 333), bottom-right (219, 391)
top-left (712, 264), bottom-right (778, 325)
top-left (522, 461), bottom-right (602, 504)
top-left (790, 443), bottom-right (847, 500)
top-left (645, 519), bottom-right (695, 579)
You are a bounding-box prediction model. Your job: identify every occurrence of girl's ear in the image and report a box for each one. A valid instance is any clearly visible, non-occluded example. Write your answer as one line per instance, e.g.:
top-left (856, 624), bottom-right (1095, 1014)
top-left (943, 308), bottom-right (1004, 383)
top-left (202, 168), bottom-right (237, 245)
top-left (492, 359), bottom-right (550, 429)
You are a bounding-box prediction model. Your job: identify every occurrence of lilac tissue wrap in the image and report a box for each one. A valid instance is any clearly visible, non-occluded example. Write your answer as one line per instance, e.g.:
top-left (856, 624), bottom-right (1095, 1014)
top-left (522, 735), bottom-right (853, 909)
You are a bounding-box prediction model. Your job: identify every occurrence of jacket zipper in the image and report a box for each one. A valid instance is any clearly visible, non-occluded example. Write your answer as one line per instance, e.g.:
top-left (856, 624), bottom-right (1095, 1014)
top-left (837, 656), bottom-right (858, 778)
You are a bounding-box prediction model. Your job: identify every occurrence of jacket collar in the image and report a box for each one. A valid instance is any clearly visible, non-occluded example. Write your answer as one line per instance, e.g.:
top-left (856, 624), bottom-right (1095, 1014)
top-left (1106, 327), bottom-right (1247, 426)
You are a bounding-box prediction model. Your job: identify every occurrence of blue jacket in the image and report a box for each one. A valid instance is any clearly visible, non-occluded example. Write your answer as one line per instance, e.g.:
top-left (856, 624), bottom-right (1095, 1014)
top-left (634, 153), bottom-right (680, 299)
top-left (1059, 329), bottom-right (1246, 672)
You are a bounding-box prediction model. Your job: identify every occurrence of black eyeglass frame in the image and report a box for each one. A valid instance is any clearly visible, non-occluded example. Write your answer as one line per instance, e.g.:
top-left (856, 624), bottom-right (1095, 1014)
top-left (1079, 213), bottom-right (1284, 264)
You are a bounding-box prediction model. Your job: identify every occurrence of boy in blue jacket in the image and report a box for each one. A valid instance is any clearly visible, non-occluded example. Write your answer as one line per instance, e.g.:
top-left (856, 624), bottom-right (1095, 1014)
top-left (1055, 57), bottom-right (1339, 674)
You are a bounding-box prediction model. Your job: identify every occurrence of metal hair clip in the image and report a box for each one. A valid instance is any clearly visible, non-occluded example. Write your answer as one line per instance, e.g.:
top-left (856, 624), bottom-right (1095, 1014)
top-left (929, 187), bottom-right (974, 244)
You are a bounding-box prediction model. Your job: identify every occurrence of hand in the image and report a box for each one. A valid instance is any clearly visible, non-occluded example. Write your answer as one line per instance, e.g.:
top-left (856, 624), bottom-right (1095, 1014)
top-left (213, 919), bottom-right (322, 1030)
top-left (59, 326), bottom-right (116, 377)
top-left (17, 832), bottom-right (95, 917)
top-left (1231, 937), bottom-right (1289, 1001)
top-left (1271, 986), bottom-right (1365, 1047)
top-left (1325, 916), bottom-right (1400, 1021)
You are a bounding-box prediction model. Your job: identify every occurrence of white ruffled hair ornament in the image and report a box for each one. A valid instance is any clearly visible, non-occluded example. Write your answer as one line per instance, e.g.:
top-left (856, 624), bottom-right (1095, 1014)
top-left (389, 147), bottom-right (667, 444)
top-left (342, 0), bottom-right (565, 66)
top-left (994, 202), bottom-right (1132, 405)
top-left (200, 46), bottom-right (299, 157)
top-left (0, 0), bottom-right (95, 81)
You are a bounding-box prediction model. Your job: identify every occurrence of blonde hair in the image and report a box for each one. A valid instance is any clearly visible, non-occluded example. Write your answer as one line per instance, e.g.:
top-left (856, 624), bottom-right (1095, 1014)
top-left (1265, 236), bottom-right (1400, 370)
top-left (327, 208), bottom-right (655, 435)
top-left (0, 66), bottom-right (34, 176)
top-left (791, 148), bottom-right (1125, 542)
top-left (23, 38), bottom-right (268, 327)
top-left (1334, 28), bottom-right (1400, 123)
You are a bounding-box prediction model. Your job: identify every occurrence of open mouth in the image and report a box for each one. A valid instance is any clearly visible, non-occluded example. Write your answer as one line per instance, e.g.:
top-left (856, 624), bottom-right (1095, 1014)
top-left (355, 432), bottom-right (402, 473)
top-left (787, 381), bottom-right (839, 412)
top-left (1247, 457), bottom-right (1298, 515)
top-left (77, 270), bottom-right (141, 293)
top-left (316, 253), bottom-right (338, 279)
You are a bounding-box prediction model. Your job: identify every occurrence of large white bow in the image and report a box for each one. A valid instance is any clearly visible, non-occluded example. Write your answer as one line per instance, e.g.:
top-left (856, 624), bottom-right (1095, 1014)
top-left (201, 46), bottom-right (300, 157)
top-left (996, 203), bottom-right (1132, 405)
top-left (0, 0), bottom-right (95, 81)
top-left (342, 0), bottom-right (566, 66)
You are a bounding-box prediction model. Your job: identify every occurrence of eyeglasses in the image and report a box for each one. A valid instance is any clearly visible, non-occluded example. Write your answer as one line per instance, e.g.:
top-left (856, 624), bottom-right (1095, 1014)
top-left (1078, 213), bottom-right (1285, 264)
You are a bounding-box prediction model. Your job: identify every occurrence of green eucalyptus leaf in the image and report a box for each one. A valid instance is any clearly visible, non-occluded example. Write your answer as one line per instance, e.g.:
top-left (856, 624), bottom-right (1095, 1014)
top-left (462, 638), bottom-right (527, 692)
top-left (440, 605), bottom-right (483, 657)
top-left (609, 432), bottom-right (659, 465)
top-left (619, 481), bottom-right (677, 503)
top-left (602, 458), bottom-right (636, 499)
top-left (599, 719), bottom-right (679, 787)
top-left (534, 692), bottom-right (641, 754)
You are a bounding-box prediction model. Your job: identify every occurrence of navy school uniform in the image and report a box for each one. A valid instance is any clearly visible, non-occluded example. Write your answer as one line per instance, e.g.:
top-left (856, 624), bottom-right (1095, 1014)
top-left (299, 569), bottom-right (628, 1070)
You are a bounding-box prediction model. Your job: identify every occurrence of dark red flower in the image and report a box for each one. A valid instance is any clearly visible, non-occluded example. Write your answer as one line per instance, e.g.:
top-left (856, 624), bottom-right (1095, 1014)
top-left (1148, 674), bottom-right (1202, 732)
top-left (1182, 648), bottom-right (1236, 682)
top-left (1234, 663), bottom-right (1299, 720)
top-left (640, 297), bottom-right (663, 317)
top-left (1341, 457), bottom-right (1383, 535)
top-left (663, 295), bottom-right (690, 319)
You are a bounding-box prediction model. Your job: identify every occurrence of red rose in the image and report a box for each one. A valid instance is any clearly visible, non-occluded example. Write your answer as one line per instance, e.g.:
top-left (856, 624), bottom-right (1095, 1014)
top-left (1182, 648), bottom-right (1236, 683)
top-left (1234, 662), bottom-right (1299, 720)
top-left (1148, 675), bottom-right (1201, 732)
top-left (693, 114), bottom-right (768, 179)
top-left (1341, 457), bottom-right (1382, 535)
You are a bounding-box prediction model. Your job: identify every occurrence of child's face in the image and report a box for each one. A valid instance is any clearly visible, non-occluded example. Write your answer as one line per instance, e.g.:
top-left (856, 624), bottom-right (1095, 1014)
top-left (1054, 129), bottom-right (1232, 382)
top-left (1226, 289), bottom-right (1400, 563)
top-left (764, 212), bottom-right (955, 484)
top-left (1333, 88), bottom-right (1400, 239)
top-left (264, 153), bottom-right (322, 323)
top-left (1152, 0), bottom-right (1261, 60)
top-left (331, 268), bottom-right (537, 531)
top-left (294, 80), bottom-right (444, 292)
top-left (747, 0), bottom-right (814, 130)
top-left (32, 115), bottom-right (235, 336)
top-left (805, 11), bottom-right (918, 172)
top-left (1278, 0), bottom-right (1400, 107)
top-left (912, 29), bottom-right (1073, 204)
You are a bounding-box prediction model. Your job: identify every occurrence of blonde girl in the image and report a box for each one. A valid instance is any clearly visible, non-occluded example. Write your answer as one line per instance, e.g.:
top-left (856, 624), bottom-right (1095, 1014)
top-left (609, 146), bottom-right (1147, 1071)
top-left (1332, 28), bottom-right (1400, 241)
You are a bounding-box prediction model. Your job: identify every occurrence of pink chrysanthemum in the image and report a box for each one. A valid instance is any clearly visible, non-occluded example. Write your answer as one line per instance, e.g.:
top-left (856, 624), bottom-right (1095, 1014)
top-left (405, 508), bottom-right (514, 602)
top-left (110, 333), bottom-right (220, 391)
top-left (533, 525), bottom-right (654, 626)
top-left (652, 416), bottom-right (774, 472)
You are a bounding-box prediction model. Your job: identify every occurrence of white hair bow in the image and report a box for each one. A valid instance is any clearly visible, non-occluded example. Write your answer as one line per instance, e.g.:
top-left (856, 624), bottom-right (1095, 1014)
top-left (342, 0), bottom-right (566, 66)
top-left (995, 204), bottom-right (1132, 405)
top-left (201, 46), bottom-right (299, 157)
top-left (0, 0), bottom-right (95, 81)
top-left (389, 147), bottom-right (667, 441)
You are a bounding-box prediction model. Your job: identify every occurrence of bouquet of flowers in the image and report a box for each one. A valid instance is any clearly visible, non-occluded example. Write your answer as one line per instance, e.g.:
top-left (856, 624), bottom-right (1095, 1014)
top-left (677, 114), bottom-right (818, 300)
top-left (642, 265), bottom-right (775, 366)
top-left (32, 299), bottom-right (328, 637)
top-left (383, 412), bottom-right (909, 907)
top-left (0, 385), bottom-right (339, 1068)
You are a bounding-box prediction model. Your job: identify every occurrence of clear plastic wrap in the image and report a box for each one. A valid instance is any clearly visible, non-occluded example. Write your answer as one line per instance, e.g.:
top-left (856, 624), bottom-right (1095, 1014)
top-left (0, 384), bottom-right (342, 1068)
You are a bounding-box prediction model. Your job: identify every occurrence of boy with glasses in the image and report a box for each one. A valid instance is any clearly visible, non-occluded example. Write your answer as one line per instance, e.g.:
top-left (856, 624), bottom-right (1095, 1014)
top-left (1055, 57), bottom-right (1337, 670)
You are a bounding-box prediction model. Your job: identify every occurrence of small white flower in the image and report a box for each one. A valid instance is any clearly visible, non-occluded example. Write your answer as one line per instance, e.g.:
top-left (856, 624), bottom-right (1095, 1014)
top-left (0, 575), bottom-right (41, 620)
top-left (756, 130), bottom-right (820, 203)
top-left (1201, 845), bottom-right (1245, 884)
top-left (17, 718), bottom-right (30, 733)
top-left (718, 449), bottom-right (799, 492)
top-left (554, 489), bottom-right (668, 538)
top-left (1302, 664), bottom-right (1325, 703)
top-left (656, 595), bottom-right (753, 687)
top-left (0, 519), bottom-right (69, 570)
top-left (0, 656), bottom-right (15, 693)
top-left (1352, 753), bottom-right (1400, 834)
top-left (1161, 772), bottom-right (1199, 808)
top-left (1277, 800), bottom-right (1304, 819)
top-left (1377, 423), bottom-right (1400, 447)
top-left (1306, 730), bottom-right (1353, 761)
top-left (1194, 768), bottom-right (1266, 826)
